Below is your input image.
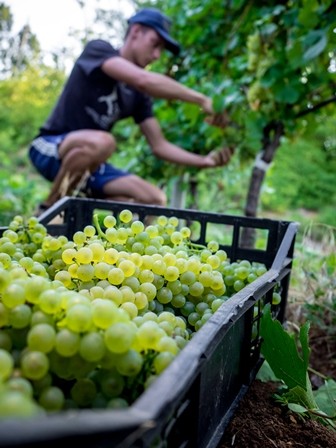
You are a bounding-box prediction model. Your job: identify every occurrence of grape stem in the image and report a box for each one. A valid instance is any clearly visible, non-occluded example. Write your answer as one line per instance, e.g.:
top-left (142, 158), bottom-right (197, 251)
top-left (93, 214), bottom-right (107, 240)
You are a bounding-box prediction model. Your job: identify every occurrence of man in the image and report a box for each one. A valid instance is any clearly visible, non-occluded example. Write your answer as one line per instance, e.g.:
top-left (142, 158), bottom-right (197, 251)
top-left (29, 7), bottom-right (232, 214)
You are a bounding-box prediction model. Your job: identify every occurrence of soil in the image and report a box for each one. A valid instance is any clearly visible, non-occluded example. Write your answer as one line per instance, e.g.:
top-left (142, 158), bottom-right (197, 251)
top-left (219, 322), bottom-right (336, 448)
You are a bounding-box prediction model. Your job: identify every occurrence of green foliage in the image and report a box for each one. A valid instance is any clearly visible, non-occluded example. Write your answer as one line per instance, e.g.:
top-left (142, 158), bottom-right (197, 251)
top-left (260, 304), bottom-right (336, 428)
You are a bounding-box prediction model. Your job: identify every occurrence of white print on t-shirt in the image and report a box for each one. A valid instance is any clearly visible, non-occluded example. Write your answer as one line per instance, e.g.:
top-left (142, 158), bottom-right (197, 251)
top-left (85, 87), bottom-right (121, 129)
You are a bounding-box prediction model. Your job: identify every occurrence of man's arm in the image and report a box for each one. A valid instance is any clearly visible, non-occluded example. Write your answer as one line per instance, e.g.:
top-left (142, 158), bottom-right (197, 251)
top-left (140, 117), bottom-right (233, 168)
top-left (101, 56), bottom-right (213, 114)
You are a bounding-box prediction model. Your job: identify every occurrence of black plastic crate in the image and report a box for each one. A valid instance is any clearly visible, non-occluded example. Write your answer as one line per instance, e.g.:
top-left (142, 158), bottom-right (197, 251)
top-left (0, 197), bottom-right (299, 448)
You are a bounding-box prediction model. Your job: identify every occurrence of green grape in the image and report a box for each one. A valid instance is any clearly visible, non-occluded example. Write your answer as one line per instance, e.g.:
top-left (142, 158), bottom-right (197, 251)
top-left (3, 229), bottom-right (19, 243)
top-left (233, 279), bottom-right (245, 292)
top-left (7, 377), bottom-right (33, 398)
top-left (105, 227), bottom-right (118, 244)
top-left (21, 351), bottom-right (49, 380)
top-left (120, 302), bottom-right (138, 319)
top-left (79, 331), bottom-right (106, 362)
top-left (212, 298), bottom-right (225, 312)
top-left (38, 386), bottom-right (65, 412)
top-left (180, 271), bottom-right (196, 285)
top-left (141, 311), bottom-right (158, 322)
top-left (181, 302), bottom-right (195, 317)
top-left (170, 231), bottom-right (183, 245)
top-left (200, 249), bottom-right (212, 262)
top-left (158, 320), bottom-right (173, 336)
top-left (235, 266), bottom-right (249, 280)
top-left (195, 302), bottom-right (210, 315)
top-left (55, 328), bottom-right (80, 357)
top-left (2, 282), bottom-right (26, 308)
top-left (119, 209), bottom-right (133, 223)
top-left (27, 323), bottom-right (56, 353)
top-left (0, 390), bottom-right (41, 418)
top-left (136, 320), bottom-right (164, 350)
top-left (131, 242), bottom-right (145, 254)
top-left (131, 220), bottom-right (144, 235)
top-left (120, 286), bottom-right (135, 303)
top-left (188, 312), bottom-right (201, 327)
top-left (70, 378), bottom-right (97, 407)
top-left (0, 348), bottom-right (14, 380)
top-left (38, 289), bottom-right (62, 314)
top-left (272, 292), bottom-right (281, 305)
top-left (166, 280), bottom-right (182, 295)
top-left (103, 215), bottom-right (117, 228)
top-left (176, 258), bottom-right (188, 274)
top-left (103, 285), bottom-right (123, 306)
top-left (66, 304), bottom-right (93, 333)
top-left (62, 248), bottom-right (77, 265)
top-left (134, 292), bottom-right (148, 310)
top-left (153, 351), bottom-right (175, 374)
top-left (1, 241), bottom-right (17, 256)
top-left (168, 216), bottom-right (179, 227)
top-left (123, 276), bottom-right (140, 292)
top-left (89, 286), bottom-right (105, 299)
top-left (116, 227), bottom-right (129, 244)
top-left (115, 349), bottom-right (143, 377)
top-left (189, 281), bottom-right (204, 297)
top-left (93, 262), bottom-right (109, 280)
top-left (157, 215), bottom-right (168, 226)
top-left (157, 287), bottom-right (173, 304)
top-left (164, 266), bottom-right (179, 282)
top-left (180, 227), bottom-right (191, 239)
top-left (54, 270), bottom-right (73, 287)
top-left (88, 242), bottom-right (105, 263)
top-left (139, 282), bottom-right (157, 301)
top-left (108, 267), bottom-right (125, 285)
top-left (99, 368), bottom-right (125, 398)
top-left (73, 231), bottom-right (87, 246)
top-left (104, 322), bottom-right (136, 353)
top-left (8, 304), bottom-right (32, 329)
top-left (207, 255), bottom-right (220, 269)
top-left (207, 240), bottom-right (219, 253)
top-left (118, 259), bottom-right (136, 277)
top-left (76, 247), bottom-right (93, 264)
top-left (247, 272), bottom-right (258, 283)
top-left (171, 293), bottom-right (186, 308)
top-left (199, 271), bottom-right (213, 287)
top-left (0, 252), bottom-right (12, 268)
top-left (83, 225), bottom-right (96, 238)
top-left (76, 264), bottom-right (95, 282)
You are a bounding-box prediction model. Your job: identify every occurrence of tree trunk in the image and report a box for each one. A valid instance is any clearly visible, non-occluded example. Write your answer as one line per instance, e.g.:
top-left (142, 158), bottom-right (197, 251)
top-left (169, 172), bottom-right (190, 209)
top-left (241, 121), bottom-right (285, 248)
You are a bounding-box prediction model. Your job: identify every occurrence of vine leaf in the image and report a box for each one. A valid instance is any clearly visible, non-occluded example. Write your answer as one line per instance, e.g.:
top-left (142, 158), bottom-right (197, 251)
top-left (260, 304), bottom-right (309, 390)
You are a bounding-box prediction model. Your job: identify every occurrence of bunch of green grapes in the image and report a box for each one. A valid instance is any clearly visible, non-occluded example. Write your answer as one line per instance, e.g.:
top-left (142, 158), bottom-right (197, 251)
top-left (0, 210), bottom-right (269, 417)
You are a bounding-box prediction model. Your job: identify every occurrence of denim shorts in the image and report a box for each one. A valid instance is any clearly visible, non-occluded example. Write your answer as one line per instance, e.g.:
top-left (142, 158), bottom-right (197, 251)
top-left (29, 134), bottom-right (130, 197)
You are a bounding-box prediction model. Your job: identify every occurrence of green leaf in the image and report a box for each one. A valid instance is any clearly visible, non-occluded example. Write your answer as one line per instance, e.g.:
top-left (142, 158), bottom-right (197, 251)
top-left (260, 304), bottom-right (308, 390)
top-left (288, 403), bottom-right (308, 414)
top-left (273, 83), bottom-right (300, 104)
top-left (212, 94), bottom-right (226, 113)
top-left (314, 379), bottom-right (336, 417)
top-left (303, 30), bottom-right (328, 61)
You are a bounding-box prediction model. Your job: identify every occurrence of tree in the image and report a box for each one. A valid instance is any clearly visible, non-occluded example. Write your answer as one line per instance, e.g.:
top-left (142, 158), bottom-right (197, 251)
top-left (0, 2), bottom-right (41, 78)
top-left (130, 0), bottom-right (335, 243)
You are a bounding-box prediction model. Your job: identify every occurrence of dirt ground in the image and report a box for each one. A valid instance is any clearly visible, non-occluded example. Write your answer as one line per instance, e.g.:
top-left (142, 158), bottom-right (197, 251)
top-left (219, 322), bottom-right (336, 448)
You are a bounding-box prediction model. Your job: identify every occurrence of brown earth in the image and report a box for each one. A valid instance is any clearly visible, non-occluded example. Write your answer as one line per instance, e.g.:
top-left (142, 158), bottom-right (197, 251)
top-left (219, 323), bottom-right (336, 448)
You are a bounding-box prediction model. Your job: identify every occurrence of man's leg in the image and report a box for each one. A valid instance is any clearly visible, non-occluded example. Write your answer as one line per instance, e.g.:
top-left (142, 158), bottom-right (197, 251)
top-left (102, 175), bottom-right (167, 206)
top-left (43, 130), bottom-right (116, 207)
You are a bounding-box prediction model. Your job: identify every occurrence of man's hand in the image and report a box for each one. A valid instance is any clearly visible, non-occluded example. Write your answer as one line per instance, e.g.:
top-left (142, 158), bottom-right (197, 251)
top-left (205, 111), bottom-right (230, 129)
top-left (208, 146), bottom-right (234, 166)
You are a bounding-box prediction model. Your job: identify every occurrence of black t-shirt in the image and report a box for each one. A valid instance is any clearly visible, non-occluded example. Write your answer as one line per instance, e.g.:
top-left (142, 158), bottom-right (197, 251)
top-left (39, 40), bottom-right (154, 135)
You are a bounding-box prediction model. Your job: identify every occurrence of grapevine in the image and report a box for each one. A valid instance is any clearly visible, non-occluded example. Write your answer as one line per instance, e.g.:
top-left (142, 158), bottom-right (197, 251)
top-left (0, 210), bottom-right (268, 417)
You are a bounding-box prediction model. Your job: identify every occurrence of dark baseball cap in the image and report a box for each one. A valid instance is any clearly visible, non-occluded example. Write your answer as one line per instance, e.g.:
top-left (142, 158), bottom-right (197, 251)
top-left (127, 8), bottom-right (180, 55)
